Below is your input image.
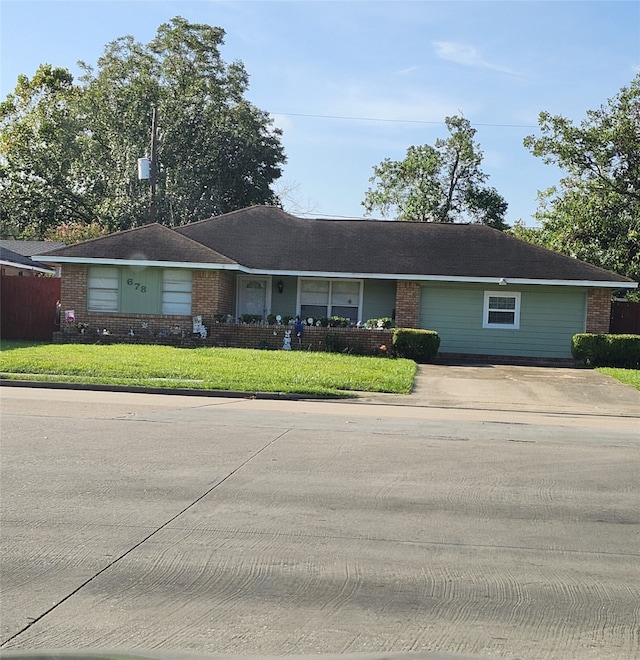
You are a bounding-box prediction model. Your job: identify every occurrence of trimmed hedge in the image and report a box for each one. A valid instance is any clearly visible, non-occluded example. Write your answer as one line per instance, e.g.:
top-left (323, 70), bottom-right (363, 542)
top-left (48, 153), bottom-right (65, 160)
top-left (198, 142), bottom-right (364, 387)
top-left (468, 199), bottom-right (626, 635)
top-left (392, 328), bottom-right (440, 363)
top-left (571, 333), bottom-right (640, 368)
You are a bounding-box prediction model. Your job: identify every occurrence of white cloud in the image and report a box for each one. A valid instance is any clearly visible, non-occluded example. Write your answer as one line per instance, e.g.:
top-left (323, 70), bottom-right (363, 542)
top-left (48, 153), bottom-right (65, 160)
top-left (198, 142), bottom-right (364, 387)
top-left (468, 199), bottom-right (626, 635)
top-left (433, 41), bottom-right (521, 76)
top-left (394, 65), bottom-right (419, 76)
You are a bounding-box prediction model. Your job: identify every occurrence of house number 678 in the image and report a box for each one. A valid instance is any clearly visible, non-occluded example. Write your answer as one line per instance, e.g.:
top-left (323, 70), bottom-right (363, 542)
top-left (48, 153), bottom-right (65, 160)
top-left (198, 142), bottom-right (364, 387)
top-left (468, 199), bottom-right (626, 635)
top-left (126, 278), bottom-right (147, 293)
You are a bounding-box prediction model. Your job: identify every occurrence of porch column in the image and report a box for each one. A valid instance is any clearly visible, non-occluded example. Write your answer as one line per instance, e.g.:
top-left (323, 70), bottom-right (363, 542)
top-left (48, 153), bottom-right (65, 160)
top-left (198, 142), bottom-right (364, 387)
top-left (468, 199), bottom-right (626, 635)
top-left (585, 288), bottom-right (611, 334)
top-left (192, 271), bottom-right (235, 318)
top-left (395, 281), bottom-right (420, 328)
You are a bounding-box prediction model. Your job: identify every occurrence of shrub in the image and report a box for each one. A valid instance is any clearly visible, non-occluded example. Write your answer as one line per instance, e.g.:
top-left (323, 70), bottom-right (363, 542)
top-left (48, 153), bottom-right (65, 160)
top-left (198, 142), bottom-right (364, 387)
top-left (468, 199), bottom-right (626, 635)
top-left (329, 316), bottom-right (351, 327)
top-left (267, 314), bottom-right (295, 325)
top-left (392, 328), bottom-right (440, 363)
top-left (241, 314), bottom-right (263, 324)
top-left (364, 317), bottom-right (394, 329)
top-left (571, 333), bottom-right (640, 368)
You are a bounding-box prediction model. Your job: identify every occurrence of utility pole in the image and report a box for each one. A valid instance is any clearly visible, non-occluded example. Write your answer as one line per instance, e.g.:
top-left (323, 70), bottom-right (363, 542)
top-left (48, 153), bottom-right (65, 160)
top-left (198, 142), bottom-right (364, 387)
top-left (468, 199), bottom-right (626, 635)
top-left (149, 105), bottom-right (158, 223)
top-left (137, 105), bottom-right (159, 223)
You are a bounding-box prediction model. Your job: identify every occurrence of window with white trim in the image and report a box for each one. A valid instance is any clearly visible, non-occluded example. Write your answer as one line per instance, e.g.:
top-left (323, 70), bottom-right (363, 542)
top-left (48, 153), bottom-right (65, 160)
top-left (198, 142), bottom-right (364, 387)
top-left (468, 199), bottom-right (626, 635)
top-left (483, 291), bottom-right (521, 329)
top-left (87, 266), bottom-right (192, 315)
top-left (162, 270), bottom-right (192, 315)
top-left (88, 266), bottom-right (119, 311)
top-left (299, 279), bottom-right (362, 322)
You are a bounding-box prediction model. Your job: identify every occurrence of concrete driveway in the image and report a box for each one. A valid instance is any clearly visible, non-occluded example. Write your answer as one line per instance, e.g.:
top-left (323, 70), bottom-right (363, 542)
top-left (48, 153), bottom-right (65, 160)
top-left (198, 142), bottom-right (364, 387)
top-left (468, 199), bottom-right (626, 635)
top-left (1, 366), bottom-right (639, 660)
top-left (358, 364), bottom-right (640, 417)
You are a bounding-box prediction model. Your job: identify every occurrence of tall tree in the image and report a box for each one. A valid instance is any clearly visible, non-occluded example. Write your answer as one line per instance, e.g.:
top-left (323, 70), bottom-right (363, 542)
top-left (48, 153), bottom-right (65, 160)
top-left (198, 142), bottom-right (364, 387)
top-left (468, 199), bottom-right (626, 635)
top-left (520, 74), bottom-right (640, 282)
top-left (0, 17), bottom-right (286, 238)
top-left (362, 115), bottom-right (508, 229)
top-left (0, 65), bottom-right (89, 238)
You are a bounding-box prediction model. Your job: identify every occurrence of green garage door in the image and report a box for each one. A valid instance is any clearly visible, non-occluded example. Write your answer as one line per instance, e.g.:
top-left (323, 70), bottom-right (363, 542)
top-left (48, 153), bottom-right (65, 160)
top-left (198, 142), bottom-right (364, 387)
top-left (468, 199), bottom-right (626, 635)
top-left (419, 283), bottom-right (587, 358)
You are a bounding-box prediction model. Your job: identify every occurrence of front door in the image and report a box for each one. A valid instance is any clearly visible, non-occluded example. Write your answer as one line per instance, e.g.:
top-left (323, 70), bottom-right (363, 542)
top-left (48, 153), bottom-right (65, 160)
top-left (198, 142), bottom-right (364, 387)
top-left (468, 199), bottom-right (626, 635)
top-left (237, 277), bottom-right (270, 319)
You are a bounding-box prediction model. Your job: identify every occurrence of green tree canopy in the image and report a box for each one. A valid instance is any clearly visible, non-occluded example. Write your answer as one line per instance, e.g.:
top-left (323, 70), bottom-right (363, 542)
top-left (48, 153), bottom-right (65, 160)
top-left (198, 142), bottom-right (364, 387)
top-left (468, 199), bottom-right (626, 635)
top-left (518, 73), bottom-right (640, 282)
top-left (362, 115), bottom-right (508, 229)
top-left (0, 17), bottom-right (286, 238)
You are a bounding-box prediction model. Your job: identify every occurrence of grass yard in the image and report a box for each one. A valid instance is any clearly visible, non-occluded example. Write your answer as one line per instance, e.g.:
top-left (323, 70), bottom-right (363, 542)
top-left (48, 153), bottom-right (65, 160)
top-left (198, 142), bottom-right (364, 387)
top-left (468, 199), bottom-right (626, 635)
top-left (596, 367), bottom-right (640, 392)
top-left (0, 341), bottom-right (417, 396)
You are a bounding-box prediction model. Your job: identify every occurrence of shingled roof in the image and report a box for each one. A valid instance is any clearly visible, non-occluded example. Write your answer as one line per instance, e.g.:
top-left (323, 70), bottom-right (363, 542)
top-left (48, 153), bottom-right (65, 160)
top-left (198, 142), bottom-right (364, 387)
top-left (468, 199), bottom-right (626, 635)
top-left (0, 240), bottom-right (65, 256)
top-left (1, 246), bottom-right (56, 273)
top-left (36, 206), bottom-right (634, 285)
top-left (39, 223), bottom-right (236, 265)
top-left (176, 206), bottom-right (633, 283)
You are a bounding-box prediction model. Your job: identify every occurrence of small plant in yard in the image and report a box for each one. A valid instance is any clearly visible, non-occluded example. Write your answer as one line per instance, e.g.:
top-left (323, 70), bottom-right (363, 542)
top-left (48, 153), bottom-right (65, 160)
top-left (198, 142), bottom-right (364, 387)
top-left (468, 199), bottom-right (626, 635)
top-left (241, 314), bottom-right (263, 324)
top-left (374, 343), bottom-right (390, 357)
top-left (365, 317), bottom-right (394, 330)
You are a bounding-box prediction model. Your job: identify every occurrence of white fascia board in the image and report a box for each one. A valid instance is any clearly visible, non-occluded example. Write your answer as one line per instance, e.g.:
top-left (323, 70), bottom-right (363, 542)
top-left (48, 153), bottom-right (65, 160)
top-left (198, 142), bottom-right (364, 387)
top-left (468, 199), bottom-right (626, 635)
top-left (0, 260), bottom-right (54, 274)
top-left (32, 256), bottom-right (240, 270)
top-left (238, 268), bottom-right (638, 289)
top-left (401, 275), bottom-right (637, 288)
top-left (31, 257), bottom-right (637, 289)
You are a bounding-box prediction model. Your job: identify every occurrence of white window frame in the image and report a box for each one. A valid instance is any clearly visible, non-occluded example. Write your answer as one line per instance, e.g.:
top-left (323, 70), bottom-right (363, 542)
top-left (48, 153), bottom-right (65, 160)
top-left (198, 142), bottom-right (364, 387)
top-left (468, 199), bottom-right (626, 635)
top-left (162, 269), bottom-right (192, 315)
top-left (297, 278), bottom-right (363, 322)
top-left (483, 291), bottom-right (521, 329)
top-left (87, 266), bottom-right (119, 312)
top-left (88, 266), bottom-right (192, 315)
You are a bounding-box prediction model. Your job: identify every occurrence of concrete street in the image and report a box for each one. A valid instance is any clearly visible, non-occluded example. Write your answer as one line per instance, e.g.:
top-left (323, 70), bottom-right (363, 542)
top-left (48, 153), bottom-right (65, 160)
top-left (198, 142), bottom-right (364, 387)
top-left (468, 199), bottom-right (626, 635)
top-left (1, 365), bottom-right (639, 660)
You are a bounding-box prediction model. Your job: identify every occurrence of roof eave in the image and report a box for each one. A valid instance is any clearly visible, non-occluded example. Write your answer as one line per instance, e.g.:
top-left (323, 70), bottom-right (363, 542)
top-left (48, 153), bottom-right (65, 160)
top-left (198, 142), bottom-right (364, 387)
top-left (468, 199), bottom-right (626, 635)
top-left (0, 260), bottom-right (55, 274)
top-left (33, 256), bottom-right (239, 270)
top-left (233, 268), bottom-right (638, 288)
top-left (32, 257), bottom-right (637, 288)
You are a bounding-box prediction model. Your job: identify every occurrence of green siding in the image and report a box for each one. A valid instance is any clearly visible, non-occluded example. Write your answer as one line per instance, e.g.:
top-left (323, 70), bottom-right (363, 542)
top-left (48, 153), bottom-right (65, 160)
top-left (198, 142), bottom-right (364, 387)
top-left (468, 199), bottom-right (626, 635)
top-left (362, 280), bottom-right (397, 322)
top-left (120, 267), bottom-right (162, 314)
top-left (419, 283), bottom-right (587, 358)
top-left (270, 276), bottom-right (298, 317)
top-left (267, 277), bottom-right (396, 323)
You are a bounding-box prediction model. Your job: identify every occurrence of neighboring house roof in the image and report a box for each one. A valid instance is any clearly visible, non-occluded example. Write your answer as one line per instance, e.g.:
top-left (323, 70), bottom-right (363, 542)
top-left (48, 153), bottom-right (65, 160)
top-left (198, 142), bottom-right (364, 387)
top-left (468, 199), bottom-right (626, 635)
top-left (35, 205), bottom-right (636, 287)
top-left (0, 246), bottom-right (56, 274)
top-left (0, 240), bottom-right (65, 256)
top-left (37, 223), bottom-right (237, 267)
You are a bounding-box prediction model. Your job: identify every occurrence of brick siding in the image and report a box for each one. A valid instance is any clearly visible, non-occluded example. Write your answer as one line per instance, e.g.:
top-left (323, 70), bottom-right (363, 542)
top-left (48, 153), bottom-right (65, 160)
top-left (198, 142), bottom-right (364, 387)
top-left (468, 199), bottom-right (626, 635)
top-left (60, 264), bottom-right (87, 315)
top-left (57, 265), bottom-right (391, 353)
top-left (395, 281), bottom-right (420, 328)
top-left (585, 288), bottom-right (612, 334)
top-left (54, 324), bottom-right (393, 355)
top-left (59, 265), bottom-right (236, 336)
top-left (192, 270), bottom-right (235, 331)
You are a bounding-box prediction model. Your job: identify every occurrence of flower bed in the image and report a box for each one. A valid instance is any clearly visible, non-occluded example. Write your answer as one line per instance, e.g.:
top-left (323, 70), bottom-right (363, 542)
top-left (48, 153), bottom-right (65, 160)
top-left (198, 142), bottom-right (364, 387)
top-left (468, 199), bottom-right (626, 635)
top-left (54, 324), bottom-right (394, 356)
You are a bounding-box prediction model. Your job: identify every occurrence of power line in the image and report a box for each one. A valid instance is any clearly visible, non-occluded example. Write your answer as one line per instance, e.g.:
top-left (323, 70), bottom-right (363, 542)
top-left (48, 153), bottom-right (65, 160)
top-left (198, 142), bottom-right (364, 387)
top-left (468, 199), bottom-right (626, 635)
top-left (269, 111), bottom-right (537, 129)
top-left (296, 211), bottom-right (369, 220)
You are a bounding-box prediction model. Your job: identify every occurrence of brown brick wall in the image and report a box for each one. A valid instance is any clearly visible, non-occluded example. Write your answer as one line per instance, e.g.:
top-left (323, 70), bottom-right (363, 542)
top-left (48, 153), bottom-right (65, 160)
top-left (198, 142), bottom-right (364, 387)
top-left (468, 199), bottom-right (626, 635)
top-left (192, 270), bottom-right (235, 330)
top-left (586, 288), bottom-right (612, 334)
top-left (59, 266), bottom-right (238, 336)
top-left (55, 324), bottom-right (394, 355)
top-left (395, 281), bottom-right (420, 328)
top-left (60, 264), bottom-right (87, 316)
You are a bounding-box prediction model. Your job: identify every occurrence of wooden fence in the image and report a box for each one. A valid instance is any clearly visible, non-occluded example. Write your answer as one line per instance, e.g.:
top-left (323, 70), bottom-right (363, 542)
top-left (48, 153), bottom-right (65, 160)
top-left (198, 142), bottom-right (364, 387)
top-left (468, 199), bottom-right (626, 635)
top-left (0, 275), bottom-right (61, 340)
top-left (610, 301), bottom-right (640, 334)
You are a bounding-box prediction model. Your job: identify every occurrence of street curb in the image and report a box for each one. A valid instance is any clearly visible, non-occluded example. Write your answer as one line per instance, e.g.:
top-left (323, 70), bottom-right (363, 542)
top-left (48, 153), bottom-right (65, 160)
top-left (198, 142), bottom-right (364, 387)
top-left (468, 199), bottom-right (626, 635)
top-left (0, 378), bottom-right (353, 401)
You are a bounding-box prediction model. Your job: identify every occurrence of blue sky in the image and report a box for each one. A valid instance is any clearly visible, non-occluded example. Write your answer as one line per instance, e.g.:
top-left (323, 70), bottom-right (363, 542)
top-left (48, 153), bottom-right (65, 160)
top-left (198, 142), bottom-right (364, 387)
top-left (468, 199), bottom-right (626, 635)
top-left (1, 1), bottom-right (639, 225)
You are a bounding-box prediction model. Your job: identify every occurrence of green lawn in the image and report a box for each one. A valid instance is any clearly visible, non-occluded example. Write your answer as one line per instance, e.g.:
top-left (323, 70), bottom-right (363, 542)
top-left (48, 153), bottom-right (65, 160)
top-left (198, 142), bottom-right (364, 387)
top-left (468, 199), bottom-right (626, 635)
top-left (596, 367), bottom-right (640, 392)
top-left (0, 341), bottom-right (416, 396)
